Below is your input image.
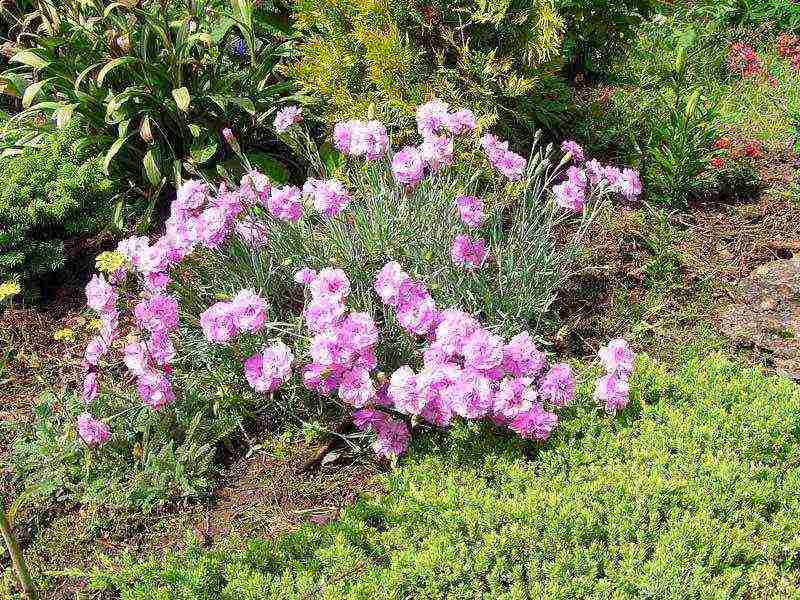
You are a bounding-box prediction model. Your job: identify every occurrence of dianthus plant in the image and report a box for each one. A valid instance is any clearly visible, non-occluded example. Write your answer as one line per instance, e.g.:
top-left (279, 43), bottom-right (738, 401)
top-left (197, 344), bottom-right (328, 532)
top-left (79, 100), bottom-right (641, 461)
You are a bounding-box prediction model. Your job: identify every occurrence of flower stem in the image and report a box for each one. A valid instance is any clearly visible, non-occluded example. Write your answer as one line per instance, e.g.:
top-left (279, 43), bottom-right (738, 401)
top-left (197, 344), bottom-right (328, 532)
top-left (0, 503), bottom-right (38, 599)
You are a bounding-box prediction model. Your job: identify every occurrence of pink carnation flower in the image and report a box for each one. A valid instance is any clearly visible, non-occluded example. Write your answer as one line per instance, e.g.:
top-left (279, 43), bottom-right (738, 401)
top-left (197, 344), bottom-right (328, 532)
top-left (124, 341), bottom-right (149, 376)
top-left (456, 195), bottom-right (485, 228)
top-left (267, 186), bottom-right (303, 222)
top-left (304, 296), bottom-right (346, 333)
top-left (235, 216), bottom-right (270, 248)
top-left (434, 310), bottom-right (479, 356)
top-left (302, 178), bottom-right (351, 217)
top-left (594, 373), bottom-right (631, 413)
top-left (463, 329), bottom-right (504, 372)
top-left (294, 267), bottom-right (317, 285)
top-left (137, 371), bottom-right (176, 409)
top-left (419, 135), bottom-right (454, 172)
top-left (77, 412), bottom-right (110, 446)
top-left (85, 274), bottom-right (117, 313)
top-left (561, 140), bottom-right (585, 162)
top-left (147, 332), bottom-right (175, 366)
top-left (553, 181), bottom-right (586, 212)
top-left (598, 338), bottom-right (635, 378)
top-left (510, 405), bottom-right (558, 441)
top-left (134, 295), bottom-right (180, 334)
top-left (274, 105), bottom-right (303, 133)
top-left (493, 377), bottom-right (536, 419)
top-left (197, 206), bottom-right (230, 249)
top-left (310, 268), bottom-right (350, 302)
top-left (416, 99), bottom-right (451, 137)
top-left (443, 371), bottom-right (493, 419)
top-left (502, 332), bottom-right (547, 378)
top-left (620, 168), bottom-right (643, 199)
top-left (374, 261), bottom-right (410, 306)
top-left (200, 301), bottom-right (240, 343)
top-left (302, 363), bottom-right (344, 396)
top-left (537, 363), bottom-right (576, 407)
top-left (175, 179), bottom-right (209, 213)
top-left (244, 341), bottom-right (294, 393)
top-left (353, 408), bottom-right (389, 431)
top-left (339, 366), bottom-right (377, 407)
top-left (448, 108), bottom-right (476, 135)
top-left (84, 336), bottom-right (109, 366)
top-left (231, 289), bottom-right (269, 333)
top-left (450, 234), bottom-right (488, 270)
top-left (388, 366), bottom-right (424, 415)
top-left (82, 372), bottom-right (99, 403)
top-left (371, 416), bottom-right (410, 459)
top-left (240, 170), bottom-right (271, 203)
top-left (391, 146), bottom-right (425, 187)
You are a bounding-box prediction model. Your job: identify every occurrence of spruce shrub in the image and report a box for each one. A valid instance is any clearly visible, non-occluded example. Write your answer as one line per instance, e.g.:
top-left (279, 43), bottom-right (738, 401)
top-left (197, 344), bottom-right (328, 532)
top-left (90, 353), bottom-right (800, 599)
top-left (0, 121), bottom-right (117, 284)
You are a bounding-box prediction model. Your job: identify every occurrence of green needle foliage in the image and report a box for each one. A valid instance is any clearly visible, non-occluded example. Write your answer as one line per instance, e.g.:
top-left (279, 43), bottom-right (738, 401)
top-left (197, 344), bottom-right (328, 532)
top-left (0, 120), bottom-right (118, 285)
top-left (90, 353), bottom-right (800, 599)
top-left (287, 0), bottom-right (568, 137)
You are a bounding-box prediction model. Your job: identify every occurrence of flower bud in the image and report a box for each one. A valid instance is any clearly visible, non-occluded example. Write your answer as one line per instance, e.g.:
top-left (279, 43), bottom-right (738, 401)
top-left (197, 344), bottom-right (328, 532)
top-left (140, 117), bottom-right (153, 143)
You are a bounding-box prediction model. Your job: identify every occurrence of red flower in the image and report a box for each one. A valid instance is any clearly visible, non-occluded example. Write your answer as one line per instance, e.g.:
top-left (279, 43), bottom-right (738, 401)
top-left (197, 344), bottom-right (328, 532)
top-left (715, 137), bottom-right (733, 149)
top-left (744, 141), bottom-right (762, 158)
top-left (710, 157), bottom-right (725, 169)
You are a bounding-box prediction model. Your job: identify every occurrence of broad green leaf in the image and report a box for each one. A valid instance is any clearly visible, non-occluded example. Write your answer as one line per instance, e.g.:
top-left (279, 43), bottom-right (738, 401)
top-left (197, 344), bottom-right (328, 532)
top-left (22, 78), bottom-right (51, 108)
top-left (113, 200), bottom-right (125, 231)
top-left (246, 152), bottom-right (289, 183)
top-left (229, 97), bottom-right (255, 115)
top-left (54, 103), bottom-right (78, 129)
top-left (190, 136), bottom-right (218, 164)
top-left (10, 50), bottom-right (49, 69)
top-left (143, 149), bottom-right (162, 186)
top-left (74, 62), bottom-right (103, 92)
top-left (172, 87), bottom-right (191, 111)
top-left (103, 134), bottom-right (133, 174)
top-left (97, 57), bottom-right (138, 87)
top-left (319, 142), bottom-right (344, 174)
top-left (0, 73), bottom-right (27, 97)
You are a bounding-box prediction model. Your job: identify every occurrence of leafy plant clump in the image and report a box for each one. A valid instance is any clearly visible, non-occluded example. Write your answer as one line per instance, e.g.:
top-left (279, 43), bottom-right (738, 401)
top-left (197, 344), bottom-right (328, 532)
top-left (89, 353), bottom-right (800, 599)
top-left (0, 0), bottom-right (295, 222)
top-left (29, 101), bottom-right (641, 510)
top-left (287, 0), bottom-right (568, 136)
top-left (0, 120), bottom-right (118, 284)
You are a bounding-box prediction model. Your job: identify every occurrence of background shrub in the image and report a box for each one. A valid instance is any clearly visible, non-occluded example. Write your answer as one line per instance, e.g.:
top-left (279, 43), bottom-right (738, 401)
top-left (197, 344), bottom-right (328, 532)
top-left (89, 353), bottom-right (800, 598)
top-left (573, 19), bottom-right (762, 205)
top-left (0, 120), bottom-right (119, 285)
top-left (0, 0), bottom-right (295, 225)
top-left (287, 0), bottom-right (568, 135)
top-left (557, 0), bottom-right (658, 75)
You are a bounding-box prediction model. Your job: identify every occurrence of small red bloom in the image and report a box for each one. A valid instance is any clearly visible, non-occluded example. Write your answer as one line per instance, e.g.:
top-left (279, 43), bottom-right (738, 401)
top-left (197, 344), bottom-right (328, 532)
top-left (744, 141), bottom-right (762, 158)
top-left (715, 137), bottom-right (733, 149)
top-left (710, 157), bottom-right (725, 169)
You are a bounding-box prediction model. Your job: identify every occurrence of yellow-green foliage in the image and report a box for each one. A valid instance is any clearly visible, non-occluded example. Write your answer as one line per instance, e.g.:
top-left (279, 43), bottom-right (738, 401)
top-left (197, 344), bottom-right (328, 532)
top-left (287, 0), bottom-right (567, 135)
top-left (91, 353), bottom-right (800, 598)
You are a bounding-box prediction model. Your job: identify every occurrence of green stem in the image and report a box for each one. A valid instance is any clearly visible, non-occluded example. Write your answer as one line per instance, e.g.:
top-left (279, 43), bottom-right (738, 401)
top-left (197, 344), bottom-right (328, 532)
top-left (0, 503), bottom-right (38, 599)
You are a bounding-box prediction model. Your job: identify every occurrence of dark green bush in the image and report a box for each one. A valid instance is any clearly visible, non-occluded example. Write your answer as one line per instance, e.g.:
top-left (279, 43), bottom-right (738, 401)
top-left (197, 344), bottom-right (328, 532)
top-left (0, 121), bottom-right (118, 283)
top-left (89, 353), bottom-right (800, 598)
top-left (557, 0), bottom-right (658, 73)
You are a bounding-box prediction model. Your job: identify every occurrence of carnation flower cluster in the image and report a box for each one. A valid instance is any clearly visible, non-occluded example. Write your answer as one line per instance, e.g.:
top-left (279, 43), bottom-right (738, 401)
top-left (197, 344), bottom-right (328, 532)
top-left (553, 140), bottom-right (642, 211)
top-left (778, 33), bottom-right (800, 71)
top-left (728, 42), bottom-right (778, 86)
top-left (375, 261), bottom-right (574, 442)
top-left (593, 338), bottom-right (636, 413)
top-left (77, 101), bottom-right (640, 457)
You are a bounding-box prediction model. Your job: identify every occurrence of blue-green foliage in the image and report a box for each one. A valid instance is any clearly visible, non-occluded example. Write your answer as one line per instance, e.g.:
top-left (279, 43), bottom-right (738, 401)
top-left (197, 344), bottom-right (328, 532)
top-left (90, 354), bottom-right (800, 598)
top-left (0, 121), bottom-right (116, 282)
